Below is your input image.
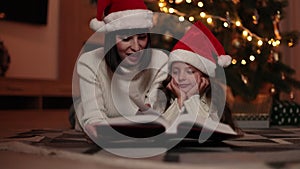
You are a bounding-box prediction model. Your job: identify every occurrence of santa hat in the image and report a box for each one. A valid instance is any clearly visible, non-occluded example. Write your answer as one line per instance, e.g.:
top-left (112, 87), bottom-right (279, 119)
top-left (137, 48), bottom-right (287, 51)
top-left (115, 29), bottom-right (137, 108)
top-left (90, 0), bottom-right (153, 32)
top-left (169, 21), bottom-right (232, 77)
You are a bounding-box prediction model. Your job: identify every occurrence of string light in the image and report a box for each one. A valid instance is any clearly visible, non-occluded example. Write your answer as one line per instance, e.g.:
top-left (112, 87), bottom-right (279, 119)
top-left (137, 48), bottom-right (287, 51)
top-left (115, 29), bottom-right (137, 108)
top-left (247, 36), bottom-right (253, 41)
top-left (223, 22), bottom-right (229, 28)
top-left (168, 8), bottom-right (175, 13)
top-left (200, 12), bottom-right (206, 18)
top-left (241, 59), bottom-right (247, 65)
top-left (242, 30), bottom-right (248, 37)
top-left (158, 0), bottom-right (283, 49)
top-left (175, 0), bottom-right (183, 4)
top-left (257, 40), bottom-right (263, 46)
top-left (178, 16), bottom-right (185, 22)
top-left (198, 2), bottom-right (204, 7)
top-left (249, 55), bottom-right (256, 61)
top-left (207, 17), bottom-right (213, 24)
top-left (232, 59), bottom-right (237, 65)
top-left (235, 21), bottom-right (241, 27)
top-left (189, 16), bottom-right (195, 22)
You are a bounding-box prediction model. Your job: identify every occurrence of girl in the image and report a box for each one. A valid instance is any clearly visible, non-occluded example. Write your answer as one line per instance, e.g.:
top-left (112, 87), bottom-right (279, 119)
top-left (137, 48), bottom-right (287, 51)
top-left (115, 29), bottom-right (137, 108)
top-left (162, 21), bottom-right (237, 130)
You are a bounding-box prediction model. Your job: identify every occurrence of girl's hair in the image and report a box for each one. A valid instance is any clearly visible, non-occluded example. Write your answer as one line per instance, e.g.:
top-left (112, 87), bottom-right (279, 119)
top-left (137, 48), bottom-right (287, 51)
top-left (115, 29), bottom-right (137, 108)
top-left (104, 28), bottom-right (152, 73)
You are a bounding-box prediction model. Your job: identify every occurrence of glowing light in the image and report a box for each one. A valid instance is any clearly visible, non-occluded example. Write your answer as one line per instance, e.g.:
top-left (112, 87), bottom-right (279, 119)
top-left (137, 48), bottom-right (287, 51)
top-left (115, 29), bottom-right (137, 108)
top-left (270, 87), bottom-right (276, 94)
top-left (249, 55), bottom-right (255, 61)
top-left (247, 36), bottom-right (253, 41)
top-left (168, 8), bottom-right (175, 13)
top-left (242, 30), bottom-right (248, 37)
top-left (207, 17), bottom-right (213, 24)
top-left (158, 2), bottom-right (165, 8)
top-left (175, 0), bottom-right (184, 4)
top-left (179, 16), bottom-right (185, 22)
top-left (257, 40), bottom-right (263, 46)
top-left (163, 7), bottom-right (168, 13)
top-left (198, 2), bottom-right (204, 7)
top-left (186, 0), bottom-right (192, 3)
top-left (232, 59), bottom-right (237, 65)
top-left (241, 59), bottom-right (247, 65)
top-left (200, 12), bottom-right (206, 18)
top-left (223, 22), bottom-right (229, 28)
top-left (257, 49), bottom-right (261, 54)
top-left (189, 16), bottom-right (195, 22)
top-left (235, 21), bottom-right (241, 27)
top-left (288, 41), bottom-right (294, 47)
top-left (276, 40), bottom-right (281, 46)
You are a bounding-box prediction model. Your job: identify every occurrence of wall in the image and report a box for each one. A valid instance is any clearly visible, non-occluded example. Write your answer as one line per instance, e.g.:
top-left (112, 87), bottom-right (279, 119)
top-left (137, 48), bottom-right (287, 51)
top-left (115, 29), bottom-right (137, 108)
top-left (281, 0), bottom-right (300, 103)
top-left (0, 0), bottom-right (60, 80)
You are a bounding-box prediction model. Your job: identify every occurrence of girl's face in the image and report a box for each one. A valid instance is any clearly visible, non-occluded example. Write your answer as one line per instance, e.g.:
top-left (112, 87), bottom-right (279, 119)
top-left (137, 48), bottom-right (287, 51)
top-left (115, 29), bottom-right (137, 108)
top-left (171, 62), bottom-right (205, 93)
top-left (116, 33), bottom-right (148, 66)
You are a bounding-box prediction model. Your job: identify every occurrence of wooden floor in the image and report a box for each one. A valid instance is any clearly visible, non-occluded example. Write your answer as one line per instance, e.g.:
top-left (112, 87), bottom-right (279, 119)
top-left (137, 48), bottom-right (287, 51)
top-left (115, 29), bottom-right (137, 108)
top-left (0, 109), bottom-right (71, 138)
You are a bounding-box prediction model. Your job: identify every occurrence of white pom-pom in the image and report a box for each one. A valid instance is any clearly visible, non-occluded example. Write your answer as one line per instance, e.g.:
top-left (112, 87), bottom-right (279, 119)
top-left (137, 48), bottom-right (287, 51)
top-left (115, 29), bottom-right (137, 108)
top-left (89, 18), bottom-right (106, 31)
top-left (218, 55), bottom-right (232, 67)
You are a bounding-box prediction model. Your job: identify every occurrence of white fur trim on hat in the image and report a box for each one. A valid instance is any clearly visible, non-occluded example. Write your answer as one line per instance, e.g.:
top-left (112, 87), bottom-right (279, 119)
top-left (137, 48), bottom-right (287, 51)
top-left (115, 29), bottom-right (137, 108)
top-left (90, 18), bottom-right (106, 32)
top-left (169, 49), bottom-right (217, 77)
top-left (90, 9), bottom-right (153, 32)
top-left (217, 55), bottom-right (232, 67)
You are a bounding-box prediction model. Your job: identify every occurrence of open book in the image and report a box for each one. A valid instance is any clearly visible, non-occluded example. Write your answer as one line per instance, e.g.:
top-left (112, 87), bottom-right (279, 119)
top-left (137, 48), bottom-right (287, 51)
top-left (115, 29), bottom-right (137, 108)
top-left (94, 111), bottom-right (240, 142)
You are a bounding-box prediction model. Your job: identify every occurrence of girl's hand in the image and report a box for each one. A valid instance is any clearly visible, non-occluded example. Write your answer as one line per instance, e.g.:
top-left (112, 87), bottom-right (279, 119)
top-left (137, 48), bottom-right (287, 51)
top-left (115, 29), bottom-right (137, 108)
top-left (167, 79), bottom-right (187, 108)
top-left (186, 76), bottom-right (209, 99)
top-left (198, 77), bottom-right (209, 96)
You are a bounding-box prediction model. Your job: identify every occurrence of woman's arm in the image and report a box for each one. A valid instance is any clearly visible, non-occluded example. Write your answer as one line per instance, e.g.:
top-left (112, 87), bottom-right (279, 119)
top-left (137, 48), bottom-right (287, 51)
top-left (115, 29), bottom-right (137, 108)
top-left (75, 49), bottom-right (108, 128)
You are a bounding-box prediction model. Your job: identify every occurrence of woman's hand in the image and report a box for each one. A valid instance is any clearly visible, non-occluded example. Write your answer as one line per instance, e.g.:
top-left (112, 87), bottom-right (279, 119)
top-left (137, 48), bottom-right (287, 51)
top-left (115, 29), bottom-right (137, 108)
top-left (85, 123), bottom-right (98, 139)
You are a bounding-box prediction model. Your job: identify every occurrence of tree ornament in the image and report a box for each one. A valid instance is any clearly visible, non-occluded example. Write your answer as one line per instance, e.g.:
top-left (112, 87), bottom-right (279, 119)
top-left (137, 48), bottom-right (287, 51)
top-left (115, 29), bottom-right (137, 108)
top-left (290, 91), bottom-right (295, 100)
top-left (241, 74), bottom-right (248, 84)
top-left (232, 0), bottom-right (240, 5)
top-left (226, 11), bottom-right (231, 28)
top-left (273, 11), bottom-right (282, 40)
top-left (252, 9), bottom-right (259, 25)
top-left (232, 37), bottom-right (241, 48)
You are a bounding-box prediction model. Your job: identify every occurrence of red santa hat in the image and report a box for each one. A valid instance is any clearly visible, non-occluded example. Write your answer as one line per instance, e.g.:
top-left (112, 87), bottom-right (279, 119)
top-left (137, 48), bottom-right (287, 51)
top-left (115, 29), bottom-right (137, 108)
top-left (169, 21), bottom-right (232, 77)
top-left (90, 0), bottom-right (153, 32)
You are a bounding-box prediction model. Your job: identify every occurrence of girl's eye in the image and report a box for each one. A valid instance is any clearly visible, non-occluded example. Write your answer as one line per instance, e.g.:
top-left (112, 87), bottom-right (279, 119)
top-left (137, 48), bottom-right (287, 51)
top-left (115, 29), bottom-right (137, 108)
top-left (172, 70), bottom-right (179, 75)
top-left (187, 69), bottom-right (195, 74)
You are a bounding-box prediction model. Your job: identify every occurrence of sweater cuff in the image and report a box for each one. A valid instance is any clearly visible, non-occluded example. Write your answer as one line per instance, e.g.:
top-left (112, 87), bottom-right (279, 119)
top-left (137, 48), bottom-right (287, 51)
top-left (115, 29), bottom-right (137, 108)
top-left (184, 95), bottom-right (210, 118)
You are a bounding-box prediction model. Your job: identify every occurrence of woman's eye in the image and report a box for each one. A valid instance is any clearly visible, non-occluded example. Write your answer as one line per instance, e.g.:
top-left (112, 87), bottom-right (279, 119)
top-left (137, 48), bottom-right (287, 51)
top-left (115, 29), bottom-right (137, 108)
top-left (138, 34), bottom-right (147, 40)
top-left (121, 36), bottom-right (131, 41)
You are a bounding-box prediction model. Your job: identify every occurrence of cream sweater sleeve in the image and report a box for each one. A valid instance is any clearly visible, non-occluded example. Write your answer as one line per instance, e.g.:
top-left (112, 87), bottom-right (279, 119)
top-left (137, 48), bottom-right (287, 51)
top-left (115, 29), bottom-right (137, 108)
top-left (184, 95), bottom-right (210, 119)
top-left (76, 48), bottom-right (108, 127)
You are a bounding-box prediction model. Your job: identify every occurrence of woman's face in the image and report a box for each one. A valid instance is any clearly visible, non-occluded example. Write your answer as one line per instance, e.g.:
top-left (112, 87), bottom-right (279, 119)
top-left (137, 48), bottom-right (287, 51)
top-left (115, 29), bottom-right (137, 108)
top-left (115, 33), bottom-right (148, 66)
top-left (171, 62), bottom-right (205, 93)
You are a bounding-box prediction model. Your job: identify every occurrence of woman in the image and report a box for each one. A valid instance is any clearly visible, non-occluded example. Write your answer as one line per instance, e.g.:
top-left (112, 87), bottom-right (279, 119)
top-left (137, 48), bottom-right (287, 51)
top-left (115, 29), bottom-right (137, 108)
top-left (74, 0), bottom-right (168, 136)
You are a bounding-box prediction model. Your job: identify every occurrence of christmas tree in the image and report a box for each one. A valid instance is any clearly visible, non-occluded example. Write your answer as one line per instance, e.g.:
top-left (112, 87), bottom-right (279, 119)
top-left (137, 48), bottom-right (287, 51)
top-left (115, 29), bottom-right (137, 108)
top-left (146, 0), bottom-right (300, 101)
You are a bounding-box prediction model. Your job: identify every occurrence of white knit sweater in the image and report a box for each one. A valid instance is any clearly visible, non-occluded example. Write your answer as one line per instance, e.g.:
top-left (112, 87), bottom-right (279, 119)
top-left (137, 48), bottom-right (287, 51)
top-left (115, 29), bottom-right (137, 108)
top-left (75, 48), bottom-right (168, 127)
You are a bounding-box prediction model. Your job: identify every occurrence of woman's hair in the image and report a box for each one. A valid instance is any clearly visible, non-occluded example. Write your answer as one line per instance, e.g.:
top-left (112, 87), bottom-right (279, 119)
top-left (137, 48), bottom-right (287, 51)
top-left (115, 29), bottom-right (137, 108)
top-left (104, 28), bottom-right (152, 73)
